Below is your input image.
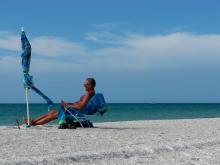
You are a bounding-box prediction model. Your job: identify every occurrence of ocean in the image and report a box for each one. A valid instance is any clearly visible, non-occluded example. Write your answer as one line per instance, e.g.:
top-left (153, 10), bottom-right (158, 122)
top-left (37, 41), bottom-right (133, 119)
top-left (0, 103), bottom-right (220, 126)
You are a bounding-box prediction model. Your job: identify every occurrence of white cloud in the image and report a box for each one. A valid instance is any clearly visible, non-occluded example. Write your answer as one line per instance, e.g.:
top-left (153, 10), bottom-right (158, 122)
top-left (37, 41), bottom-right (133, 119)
top-left (0, 30), bottom-right (219, 74)
top-left (93, 22), bottom-right (127, 31)
top-left (84, 32), bottom-right (220, 71)
top-left (85, 31), bottom-right (123, 44)
top-left (0, 32), bottom-right (20, 51)
top-left (85, 22), bottom-right (128, 44)
top-left (127, 32), bottom-right (220, 62)
top-left (0, 31), bottom-right (86, 57)
top-left (31, 36), bottom-right (86, 57)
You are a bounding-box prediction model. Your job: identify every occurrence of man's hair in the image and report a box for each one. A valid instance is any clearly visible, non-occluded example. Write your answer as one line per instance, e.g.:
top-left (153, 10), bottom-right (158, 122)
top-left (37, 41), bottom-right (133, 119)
top-left (86, 78), bottom-right (96, 88)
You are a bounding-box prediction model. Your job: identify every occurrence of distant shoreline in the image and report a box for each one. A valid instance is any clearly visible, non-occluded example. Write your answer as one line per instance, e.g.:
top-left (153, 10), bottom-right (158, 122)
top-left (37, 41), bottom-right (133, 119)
top-left (0, 102), bottom-right (220, 104)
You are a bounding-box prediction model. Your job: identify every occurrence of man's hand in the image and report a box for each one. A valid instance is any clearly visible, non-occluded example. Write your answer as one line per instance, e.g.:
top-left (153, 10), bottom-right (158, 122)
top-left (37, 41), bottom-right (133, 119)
top-left (61, 100), bottom-right (66, 106)
top-left (61, 100), bottom-right (69, 111)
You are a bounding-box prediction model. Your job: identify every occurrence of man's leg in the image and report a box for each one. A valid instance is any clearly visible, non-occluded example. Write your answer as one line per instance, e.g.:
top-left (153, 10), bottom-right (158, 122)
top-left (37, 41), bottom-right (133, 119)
top-left (25, 110), bottom-right (58, 125)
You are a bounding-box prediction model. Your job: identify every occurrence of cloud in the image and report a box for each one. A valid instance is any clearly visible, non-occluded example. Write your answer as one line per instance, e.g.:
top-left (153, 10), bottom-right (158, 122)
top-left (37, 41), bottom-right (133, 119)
top-left (0, 32), bottom-right (20, 52)
top-left (85, 31), bottom-right (124, 44)
top-left (0, 30), bottom-right (219, 74)
top-left (84, 32), bottom-right (220, 72)
top-left (0, 31), bottom-right (86, 57)
top-left (31, 36), bottom-right (86, 57)
top-left (93, 22), bottom-right (127, 31)
top-left (85, 22), bottom-right (128, 44)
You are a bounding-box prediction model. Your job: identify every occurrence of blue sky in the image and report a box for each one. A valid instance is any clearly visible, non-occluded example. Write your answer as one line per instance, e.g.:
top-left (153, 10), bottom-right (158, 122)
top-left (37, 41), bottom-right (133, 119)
top-left (0, 0), bottom-right (219, 103)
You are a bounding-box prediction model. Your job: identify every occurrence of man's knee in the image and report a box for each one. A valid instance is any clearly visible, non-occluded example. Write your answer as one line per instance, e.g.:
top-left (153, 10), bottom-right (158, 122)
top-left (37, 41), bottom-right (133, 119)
top-left (49, 109), bottom-right (57, 114)
top-left (49, 110), bottom-right (58, 119)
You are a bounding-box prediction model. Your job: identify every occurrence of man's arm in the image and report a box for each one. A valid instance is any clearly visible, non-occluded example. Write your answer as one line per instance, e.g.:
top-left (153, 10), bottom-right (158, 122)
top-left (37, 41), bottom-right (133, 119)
top-left (62, 93), bottom-right (90, 110)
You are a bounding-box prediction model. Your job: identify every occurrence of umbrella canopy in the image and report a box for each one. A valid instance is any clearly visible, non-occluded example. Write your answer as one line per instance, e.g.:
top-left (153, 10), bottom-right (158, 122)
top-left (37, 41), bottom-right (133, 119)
top-left (21, 31), bottom-right (31, 74)
top-left (21, 30), bottom-right (54, 109)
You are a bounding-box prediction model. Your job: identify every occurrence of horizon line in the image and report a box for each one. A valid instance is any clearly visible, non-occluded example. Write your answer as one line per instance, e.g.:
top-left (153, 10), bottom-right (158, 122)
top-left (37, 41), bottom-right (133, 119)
top-left (0, 102), bottom-right (219, 104)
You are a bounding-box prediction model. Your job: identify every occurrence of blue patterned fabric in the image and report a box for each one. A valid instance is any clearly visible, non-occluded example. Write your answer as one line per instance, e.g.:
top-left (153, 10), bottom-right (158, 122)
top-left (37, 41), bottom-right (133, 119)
top-left (58, 93), bottom-right (106, 124)
top-left (21, 31), bottom-right (31, 74)
top-left (83, 93), bottom-right (106, 114)
top-left (21, 31), bottom-right (54, 109)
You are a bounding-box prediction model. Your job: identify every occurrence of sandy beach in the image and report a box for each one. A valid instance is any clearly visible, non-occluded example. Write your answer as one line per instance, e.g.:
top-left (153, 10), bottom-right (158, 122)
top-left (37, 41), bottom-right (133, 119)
top-left (1, 118), bottom-right (220, 165)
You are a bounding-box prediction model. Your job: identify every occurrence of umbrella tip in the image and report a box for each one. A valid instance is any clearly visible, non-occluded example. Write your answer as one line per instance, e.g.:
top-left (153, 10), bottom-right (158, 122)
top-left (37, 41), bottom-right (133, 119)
top-left (21, 27), bottom-right (25, 32)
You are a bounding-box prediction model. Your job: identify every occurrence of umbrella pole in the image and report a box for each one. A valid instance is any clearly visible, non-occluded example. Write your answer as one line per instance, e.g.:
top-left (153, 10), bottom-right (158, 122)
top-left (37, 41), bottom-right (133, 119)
top-left (25, 87), bottom-right (30, 126)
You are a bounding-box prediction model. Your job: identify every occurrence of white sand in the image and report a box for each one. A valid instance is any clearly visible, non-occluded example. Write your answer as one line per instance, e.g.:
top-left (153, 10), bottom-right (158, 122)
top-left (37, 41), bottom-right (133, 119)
top-left (1, 118), bottom-right (220, 165)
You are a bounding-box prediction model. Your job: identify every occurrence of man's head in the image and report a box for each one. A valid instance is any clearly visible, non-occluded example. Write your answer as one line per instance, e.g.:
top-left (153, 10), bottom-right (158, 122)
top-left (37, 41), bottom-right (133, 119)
top-left (84, 78), bottom-right (96, 91)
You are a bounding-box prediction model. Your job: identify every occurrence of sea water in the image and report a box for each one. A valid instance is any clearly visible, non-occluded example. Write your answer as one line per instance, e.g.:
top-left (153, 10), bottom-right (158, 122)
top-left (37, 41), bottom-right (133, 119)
top-left (0, 103), bottom-right (219, 126)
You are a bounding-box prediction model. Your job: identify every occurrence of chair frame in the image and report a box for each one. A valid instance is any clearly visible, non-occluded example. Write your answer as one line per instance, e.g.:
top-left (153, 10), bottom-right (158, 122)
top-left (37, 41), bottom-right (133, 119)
top-left (65, 108), bottom-right (92, 128)
top-left (59, 93), bottom-right (106, 128)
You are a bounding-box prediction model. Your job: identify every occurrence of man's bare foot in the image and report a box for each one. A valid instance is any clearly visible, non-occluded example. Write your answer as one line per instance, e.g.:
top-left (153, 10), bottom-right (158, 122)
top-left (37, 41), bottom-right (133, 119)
top-left (24, 118), bottom-right (34, 125)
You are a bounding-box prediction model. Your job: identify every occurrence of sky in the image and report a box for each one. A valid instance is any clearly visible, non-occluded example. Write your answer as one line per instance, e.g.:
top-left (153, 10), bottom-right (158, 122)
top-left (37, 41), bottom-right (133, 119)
top-left (0, 0), bottom-right (219, 103)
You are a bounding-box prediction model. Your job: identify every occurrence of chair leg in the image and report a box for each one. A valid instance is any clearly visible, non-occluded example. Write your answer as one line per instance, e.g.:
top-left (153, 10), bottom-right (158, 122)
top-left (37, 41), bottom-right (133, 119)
top-left (86, 120), bottom-right (90, 128)
top-left (66, 109), bottom-right (84, 128)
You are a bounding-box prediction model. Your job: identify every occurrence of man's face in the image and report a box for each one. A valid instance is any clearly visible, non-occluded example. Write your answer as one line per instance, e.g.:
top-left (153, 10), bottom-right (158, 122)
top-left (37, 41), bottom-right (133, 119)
top-left (84, 80), bottom-right (92, 91)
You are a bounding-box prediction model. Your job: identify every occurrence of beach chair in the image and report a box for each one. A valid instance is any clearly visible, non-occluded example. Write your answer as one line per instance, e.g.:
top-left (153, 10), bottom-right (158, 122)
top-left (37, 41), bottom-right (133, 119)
top-left (58, 93), bottom-right (107, 128)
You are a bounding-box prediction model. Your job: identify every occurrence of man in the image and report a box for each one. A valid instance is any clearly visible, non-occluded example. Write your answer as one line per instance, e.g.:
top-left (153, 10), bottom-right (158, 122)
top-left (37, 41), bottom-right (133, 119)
top-left (24, 78), bottom-right (99, 126)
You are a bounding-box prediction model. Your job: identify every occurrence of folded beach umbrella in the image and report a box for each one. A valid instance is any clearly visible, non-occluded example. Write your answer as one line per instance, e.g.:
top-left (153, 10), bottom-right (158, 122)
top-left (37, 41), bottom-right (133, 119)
top-left (21, 28), bottom-right (53, 126)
